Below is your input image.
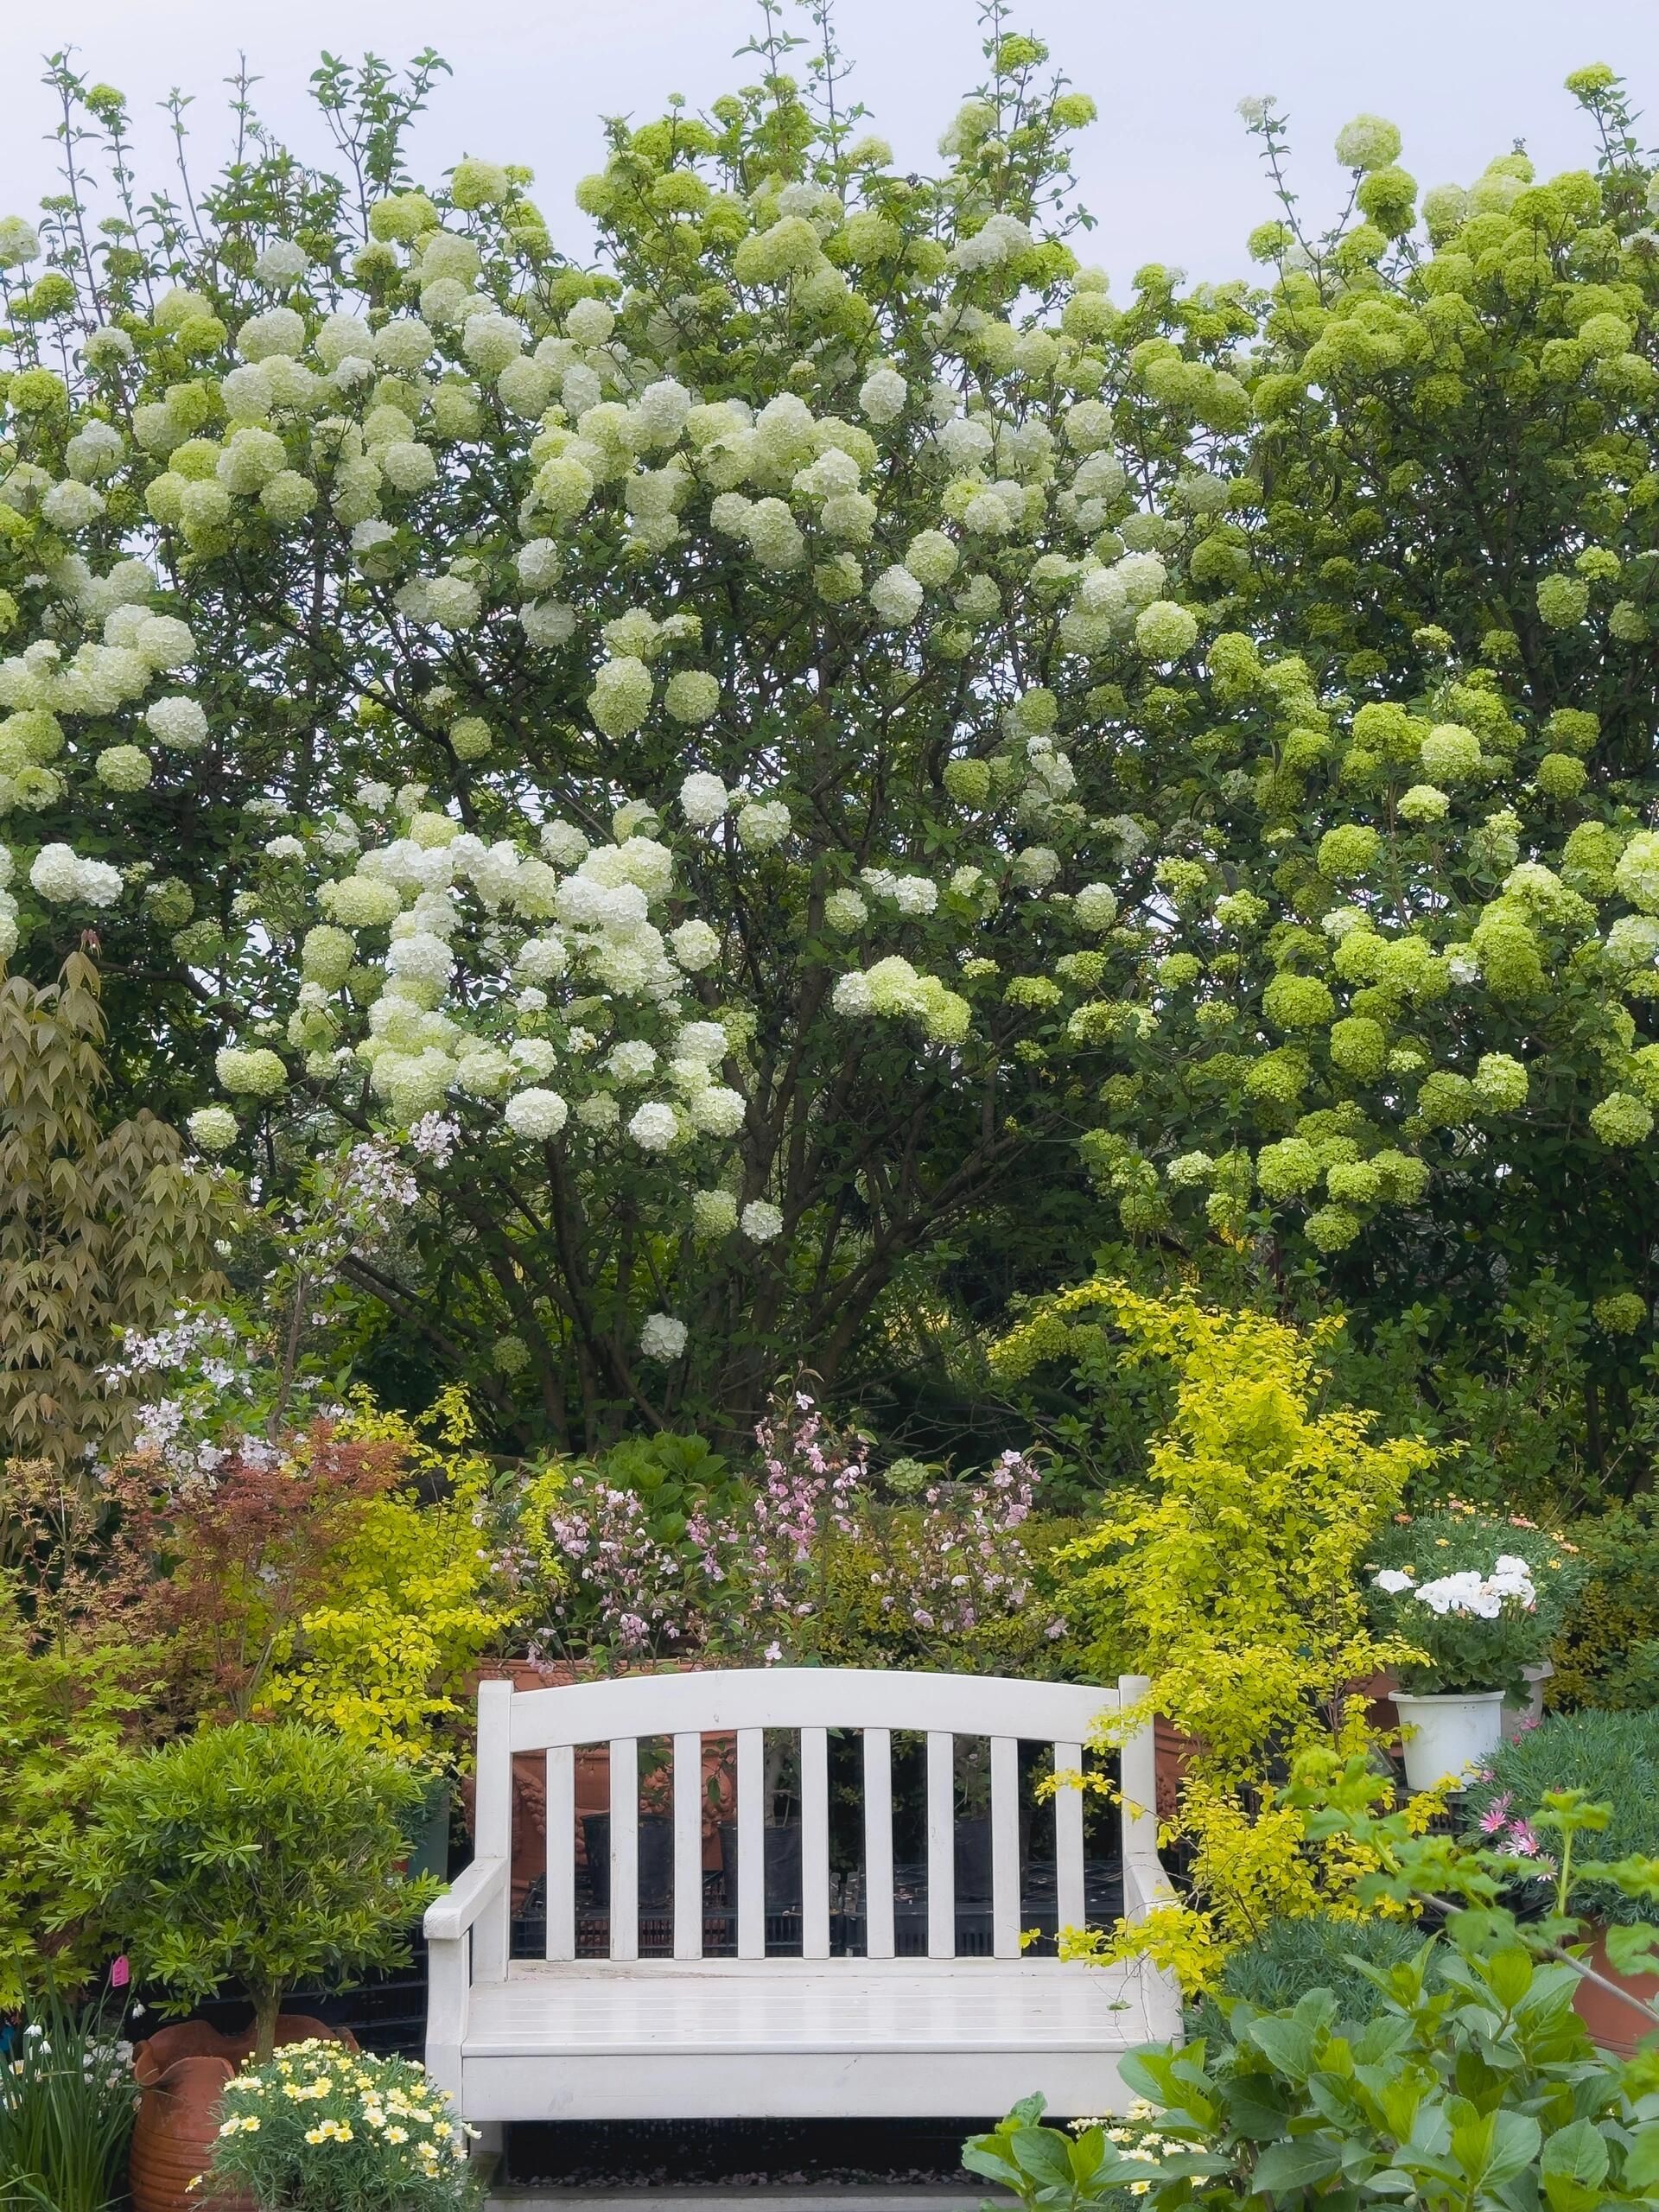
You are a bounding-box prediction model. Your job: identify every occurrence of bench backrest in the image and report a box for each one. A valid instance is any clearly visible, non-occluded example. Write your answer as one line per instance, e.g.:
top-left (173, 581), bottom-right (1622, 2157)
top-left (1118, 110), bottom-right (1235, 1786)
top-left (471, 1666), bottom-right (1156, 1968)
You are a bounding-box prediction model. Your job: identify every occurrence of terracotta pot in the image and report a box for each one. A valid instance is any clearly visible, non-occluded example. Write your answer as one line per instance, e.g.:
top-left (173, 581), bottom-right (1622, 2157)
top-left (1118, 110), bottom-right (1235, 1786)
top-left (130, 2014), bottom-right (357, 2212)
top-left (1573, 1923), bottom-right (1659, 2058)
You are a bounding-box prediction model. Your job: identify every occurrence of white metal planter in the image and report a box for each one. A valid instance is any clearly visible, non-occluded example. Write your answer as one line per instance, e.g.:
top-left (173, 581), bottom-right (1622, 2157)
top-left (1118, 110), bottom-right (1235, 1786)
top-left (1394, 1688), bottom-right (1506, 1789)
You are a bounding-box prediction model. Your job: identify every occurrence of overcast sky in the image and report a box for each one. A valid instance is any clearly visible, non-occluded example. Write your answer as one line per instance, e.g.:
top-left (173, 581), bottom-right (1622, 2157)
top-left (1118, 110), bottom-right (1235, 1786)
top-left (0, 0), bottom-right (1653, 289)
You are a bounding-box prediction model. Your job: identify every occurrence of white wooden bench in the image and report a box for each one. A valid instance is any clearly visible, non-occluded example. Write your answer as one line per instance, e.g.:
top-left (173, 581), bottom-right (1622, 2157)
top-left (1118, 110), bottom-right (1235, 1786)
top-left (426, 1667), bottom-right (1178, 2142)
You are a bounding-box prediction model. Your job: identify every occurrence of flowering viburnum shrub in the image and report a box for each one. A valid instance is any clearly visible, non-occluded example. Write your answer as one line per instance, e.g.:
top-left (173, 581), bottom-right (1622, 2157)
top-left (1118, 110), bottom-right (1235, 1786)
top-left (3, 36), bottom-right (1659, 1440)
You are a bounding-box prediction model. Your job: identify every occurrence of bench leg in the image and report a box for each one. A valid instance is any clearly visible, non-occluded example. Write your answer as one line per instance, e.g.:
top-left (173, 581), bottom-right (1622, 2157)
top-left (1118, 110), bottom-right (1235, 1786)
top-left (470, 2120), bottom-right (504, 2170)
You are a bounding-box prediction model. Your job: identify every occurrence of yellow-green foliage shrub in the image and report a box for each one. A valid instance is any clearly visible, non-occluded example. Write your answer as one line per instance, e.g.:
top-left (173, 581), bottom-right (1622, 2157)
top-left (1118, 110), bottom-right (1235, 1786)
top-left (996, 1281), bottom-right (1438, 1987)
top-left (260, 1392), bottom-right (517, 1764)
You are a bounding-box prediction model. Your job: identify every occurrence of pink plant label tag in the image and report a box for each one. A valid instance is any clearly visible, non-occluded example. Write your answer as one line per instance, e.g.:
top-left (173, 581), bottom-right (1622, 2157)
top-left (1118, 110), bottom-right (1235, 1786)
top-left (110, 1955), bottom-right (130, 1988)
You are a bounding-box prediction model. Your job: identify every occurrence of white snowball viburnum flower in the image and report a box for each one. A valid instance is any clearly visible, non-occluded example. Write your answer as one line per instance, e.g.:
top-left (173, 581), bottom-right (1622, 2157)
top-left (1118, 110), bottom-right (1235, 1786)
top-left (628, 1100), bottom-right (678, 1150)
top-left (606, 1039), bottom-right (658, 1084)
top-left (740, 1198), bottom-right (784, 1243)
top-left (639, 1313), bottom-right (688, 1362)
top-left (857, 365), bottom-right (907, 423)
top-left (686, 1084), bottom-right (745, 1136)
top-left (680, 771), bottom-right (730, 827)
top-left (824, 887), bottom-right (868, 933)
top-left (670, 918), bottom-right (721, 971)
top-left (505, 1087), bottom-right (569, 1141)
top-left (215, 1046), bottom-right (288, 1096)
top-left (868, 564), bottom-right (925, 626)
top-left (676, 1020), bottom-right (728, 1065)
top-left (737, 799), bottom-right (791, 850)
top-left (29, 843), bottom-right (122, 906)
top-left (1074, 883), bottom-right (1118, 931)
top-left (187, 1105), bottom-right (238, 1153)
top-left (144, 694), bottom-right (211, 747)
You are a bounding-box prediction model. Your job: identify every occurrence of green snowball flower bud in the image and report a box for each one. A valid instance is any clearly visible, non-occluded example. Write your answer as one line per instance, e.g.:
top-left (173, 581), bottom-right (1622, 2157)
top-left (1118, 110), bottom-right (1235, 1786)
top-left (1589, 1090), bottom-right (1653, 1147)
top-left (1593, 1292), bottom-right (1647, 1336)
top-left (1262, 973), bottom-right (1335, 1029)
top-left (1419, 722), bottom-right (1480, 782)
top-left (216, 1044), bottom-right (288, 1096)
top-left (1535, 753), bottom-right (1586, 800)
top-left (1325, 1160), bottom-right (1382, 1205)
top-left (1255, 1135), bottom-right (1323, 1200)
top-left (664, 670), bottom-right (721, 724)
top-left (1304, 1203), bottom-right (1362, 1252)
top-left (1317, 824), bottom-right (1380, 880)
top-left (450, 716), bottom-right (493, 760)
top-left (1334, 114), bottom-right (1402, 171)
top-left (1329, 1015), bottom-right (1389, 1079)
top-left (1399, 784), bottom-right (1450, 823)
top-left (1134, 599), bottom-right (1199, 660)
top-left (588, 655), bottom-right (654, 738)
top-left (1471, 1052), bottom-right (1527, 1112)
top-left (302, 925), bottom-right (355, 987)
top-left (1416, 1070), bottom-right (1473, 1126)
top-left (187, 1104), bottom-right (238, 1153)
top-left (943, 758), bottom-right (992, 808)
top-left (1536, 575), bottom-right (1590, 629)
top-left (95, 744), bottom-right (153, 791)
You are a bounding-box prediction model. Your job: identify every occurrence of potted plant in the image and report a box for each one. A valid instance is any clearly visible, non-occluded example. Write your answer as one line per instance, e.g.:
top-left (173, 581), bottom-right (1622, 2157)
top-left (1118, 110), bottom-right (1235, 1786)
top-left (1363, 1510), bottom-right (1578, 1788)
top-left (79, 1722), bottom-right (441, 2212)
top-left (1465, 1708), bottom-right (1659, 2054)
top-left (204, 2042), bottom-right (483, 2211)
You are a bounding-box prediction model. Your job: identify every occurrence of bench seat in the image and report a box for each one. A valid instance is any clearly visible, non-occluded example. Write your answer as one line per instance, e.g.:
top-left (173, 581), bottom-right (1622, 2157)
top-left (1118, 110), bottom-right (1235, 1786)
top-left (455, 1956), bottom-right (1178, 2120)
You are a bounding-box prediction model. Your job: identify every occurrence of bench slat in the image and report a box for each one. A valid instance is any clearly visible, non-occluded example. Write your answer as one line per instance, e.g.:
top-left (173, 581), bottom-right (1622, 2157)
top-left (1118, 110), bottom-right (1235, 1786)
top-left (990, 1736), bottom-right (1020, 1960)
top-left (672, 1731), bottom-right (702, 1961)
top-left (546, 1745), bottom-right (575, 1961)
top-left (736, 1726), bottom-right (765, 1960)
top-left (609, 1736), bottom-right (639, 1962)
top-left (801, 1726), bottom-right (830, 1959)
top-left (863, 1728), bottom-right (894, 1961)
top-left (1053, 1741), bottom-right (1084, 1940)
top-left (925, 1732), bottom-right (955, 1959)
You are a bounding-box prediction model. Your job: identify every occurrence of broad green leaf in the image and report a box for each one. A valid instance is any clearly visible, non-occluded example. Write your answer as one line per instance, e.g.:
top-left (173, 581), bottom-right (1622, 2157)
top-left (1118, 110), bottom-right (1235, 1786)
top-left (1251, 2135), bottom-right (1345, 2196)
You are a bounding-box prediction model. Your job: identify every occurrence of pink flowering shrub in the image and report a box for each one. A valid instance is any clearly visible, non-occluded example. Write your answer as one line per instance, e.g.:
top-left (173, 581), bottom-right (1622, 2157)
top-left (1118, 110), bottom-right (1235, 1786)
top-left (494, 1394), bottom-right (1071, 1674)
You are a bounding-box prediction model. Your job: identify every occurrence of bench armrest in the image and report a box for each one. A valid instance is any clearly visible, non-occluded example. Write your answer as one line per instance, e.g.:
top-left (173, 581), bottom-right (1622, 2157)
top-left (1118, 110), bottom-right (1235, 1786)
top-left (425, 1855), bottom-right (508, 1942)
top-left (1122, 1847), bottom-right (1177, 1925)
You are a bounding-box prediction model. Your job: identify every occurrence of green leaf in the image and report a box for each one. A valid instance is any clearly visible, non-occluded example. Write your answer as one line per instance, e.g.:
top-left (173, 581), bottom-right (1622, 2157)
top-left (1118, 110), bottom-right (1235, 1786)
top-left (1540, 2117), bottom-right (1611, 2212)
top-left (1624, 2124), bottom-right (1659, 2192)
top-left (1603, 1923), bottom-right (1659, 1980)
top-left (1221, 2071), bottom-right (1294, 2141)
top-left (1252, 2136), bottom-right (1345, 2196)
top-left (1008, 2126), bottom-right (1077, 2188)
top-left (1249, 2015), bottom-right (1319, 2081)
